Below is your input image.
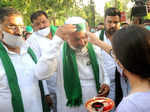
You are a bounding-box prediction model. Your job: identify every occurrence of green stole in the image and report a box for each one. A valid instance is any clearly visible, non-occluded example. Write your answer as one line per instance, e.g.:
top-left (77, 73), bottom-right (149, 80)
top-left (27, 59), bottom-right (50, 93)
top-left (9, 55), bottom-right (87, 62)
top-left (0, 42), bottom-right (50, 112)
top-left (50, 25), bottom-right (58, 37)
top-left (63, 42), bottom-right (100, 107)
top-left (99, 29), bottom-right (105, 41)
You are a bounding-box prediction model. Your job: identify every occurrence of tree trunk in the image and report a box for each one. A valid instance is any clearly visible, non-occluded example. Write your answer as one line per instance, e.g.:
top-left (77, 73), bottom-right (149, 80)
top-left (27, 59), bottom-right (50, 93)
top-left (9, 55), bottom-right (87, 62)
top-left (90, 0), bottom-right (95, 28)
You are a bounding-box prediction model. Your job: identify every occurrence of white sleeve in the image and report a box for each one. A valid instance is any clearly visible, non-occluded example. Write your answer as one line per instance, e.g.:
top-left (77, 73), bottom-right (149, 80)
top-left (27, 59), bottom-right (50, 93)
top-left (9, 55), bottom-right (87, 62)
top-left (101, 64), bottom-right (110, 86)
top-left (94, 31), bottom-right (101, 38)
top-left (116, 62), bottom-right (123, 76)
top-left (42, 80), bottom-right (49, 95)
top-left (94, 45), bottom-right (110, 86)
top-left (35, 35), bottom-right (63, 80)
top-left (99, 56), bottom-right (110, 86)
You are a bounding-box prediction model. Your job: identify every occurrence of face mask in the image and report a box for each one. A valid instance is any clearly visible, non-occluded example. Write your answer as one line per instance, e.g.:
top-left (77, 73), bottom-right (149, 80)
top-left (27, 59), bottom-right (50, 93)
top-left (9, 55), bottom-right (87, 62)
top-left (145, 25), bottom-right (150, 31)
top-left (37, 27), bottom-right (50, 37)
top-left (2, 31), bottom-right (25, 48)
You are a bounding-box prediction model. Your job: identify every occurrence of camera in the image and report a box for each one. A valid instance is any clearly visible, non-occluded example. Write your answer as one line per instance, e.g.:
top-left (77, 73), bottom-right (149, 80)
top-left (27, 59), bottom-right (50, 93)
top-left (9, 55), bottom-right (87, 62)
top-left (131, 0), bottom-right (148, 17)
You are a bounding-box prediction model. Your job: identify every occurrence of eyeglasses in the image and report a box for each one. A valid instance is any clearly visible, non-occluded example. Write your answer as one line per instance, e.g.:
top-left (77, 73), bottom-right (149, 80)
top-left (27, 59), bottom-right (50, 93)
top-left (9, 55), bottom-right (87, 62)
top-left (34, 20), bottom-right (49, 27)
top-left (4, 24), bottom-right (25, 31)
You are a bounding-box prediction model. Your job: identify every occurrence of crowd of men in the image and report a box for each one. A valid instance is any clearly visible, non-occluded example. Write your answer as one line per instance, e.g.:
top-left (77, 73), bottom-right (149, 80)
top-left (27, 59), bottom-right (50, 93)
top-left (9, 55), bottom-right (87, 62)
top-left (0, 5), bottom-right (150, 112)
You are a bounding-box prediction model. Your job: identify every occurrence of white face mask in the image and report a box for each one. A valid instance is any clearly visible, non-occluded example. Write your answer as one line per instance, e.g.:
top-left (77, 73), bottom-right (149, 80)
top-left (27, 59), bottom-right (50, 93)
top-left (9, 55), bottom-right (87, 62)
top-left (2, 31), bottom-right (25, 48)
top-left (37, 27), bottom-right (50, 37)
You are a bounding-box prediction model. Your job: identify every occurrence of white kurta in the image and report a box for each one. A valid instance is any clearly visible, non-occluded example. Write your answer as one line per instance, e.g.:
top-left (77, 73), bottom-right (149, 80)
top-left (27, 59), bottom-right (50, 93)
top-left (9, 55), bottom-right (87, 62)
top-left (95, 31), bottom-right (130, 104)
top-left (0, 44), bottom-right (43, 112)
top-left (56, 44), bottom-right (110, 112)
top-left (27, 32), bottom-right (53, 60)
top-left (27, 32), bottom-right (57, 112)
top-left (95, 30), bottom-right (116, 102)
top-left (0, 36), bottom-right (62, 112)
top-left (27, 32), bottom-right (54, 95)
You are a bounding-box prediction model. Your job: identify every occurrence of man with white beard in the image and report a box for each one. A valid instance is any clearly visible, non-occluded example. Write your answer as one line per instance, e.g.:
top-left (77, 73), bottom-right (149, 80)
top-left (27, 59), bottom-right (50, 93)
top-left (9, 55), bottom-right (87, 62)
top-left (55, 17), bottom-right (110, 112)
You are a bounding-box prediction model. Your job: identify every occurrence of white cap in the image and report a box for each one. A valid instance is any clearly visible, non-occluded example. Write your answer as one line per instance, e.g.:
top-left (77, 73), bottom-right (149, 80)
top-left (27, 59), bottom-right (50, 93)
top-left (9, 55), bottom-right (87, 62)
top-left (65, 16), bottom-right (86, 24)
top-left (65, 17), bottom-right (86, 32)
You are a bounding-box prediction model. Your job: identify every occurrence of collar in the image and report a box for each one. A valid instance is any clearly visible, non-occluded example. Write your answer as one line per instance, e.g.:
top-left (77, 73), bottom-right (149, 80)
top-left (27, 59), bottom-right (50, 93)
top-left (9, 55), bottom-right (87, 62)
top-left (2, 42), bottom-right (29, 55)
top-left (104, 31), bottom-right (112, 46)
top-left (75, 46), bottom-right (88, 56)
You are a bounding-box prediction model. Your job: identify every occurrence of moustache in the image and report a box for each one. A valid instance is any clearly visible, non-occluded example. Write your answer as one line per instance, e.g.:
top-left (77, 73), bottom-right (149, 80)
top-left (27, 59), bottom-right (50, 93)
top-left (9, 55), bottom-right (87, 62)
top-left (107, 28), bottom-right (116, 35)
top-left (14, 33), bottom-right (22, 36)
top-left (39, 27), bottom-right (47, 30)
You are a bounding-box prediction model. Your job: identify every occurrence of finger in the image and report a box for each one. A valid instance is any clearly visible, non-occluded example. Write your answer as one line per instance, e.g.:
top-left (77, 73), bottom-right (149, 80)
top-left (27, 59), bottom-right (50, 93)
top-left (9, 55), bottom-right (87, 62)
top-left (63, 24), bottom-right (76, 29)
top-left (98, 86), bottom-right (109, 96)
top-left (57, 24), bottom-right (74, 31)
top-left (98, 90), bottom-right (108, 97)
top-left (101, 89), bottom-right (108, 95)
top-left (60, 24), bottom-right (76, 31)
top-left (97, 92), bottom-right (107, 97)
top-left (86, 32), bottom-right (93, 37)
top-left (98, 87), bottom-right (105, 94)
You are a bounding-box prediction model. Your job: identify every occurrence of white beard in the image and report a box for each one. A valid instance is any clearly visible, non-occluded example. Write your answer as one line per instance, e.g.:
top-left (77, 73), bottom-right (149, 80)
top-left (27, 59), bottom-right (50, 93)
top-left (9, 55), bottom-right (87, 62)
top-left (68, 42), bottom-right (88, 56)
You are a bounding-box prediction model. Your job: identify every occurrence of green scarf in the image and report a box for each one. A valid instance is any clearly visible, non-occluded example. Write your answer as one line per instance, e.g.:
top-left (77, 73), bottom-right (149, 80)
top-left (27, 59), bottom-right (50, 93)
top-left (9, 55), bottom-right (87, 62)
top-left (0, 42), bottom-right (50, 112)
top-left (27, 48), bottom-right (50, 112)
top-left (63, 42), bottom-right (100, 107)
top-left (99, 29), bottom-right (105, 41)
top-left (50, 25), bottom-right (58, 37)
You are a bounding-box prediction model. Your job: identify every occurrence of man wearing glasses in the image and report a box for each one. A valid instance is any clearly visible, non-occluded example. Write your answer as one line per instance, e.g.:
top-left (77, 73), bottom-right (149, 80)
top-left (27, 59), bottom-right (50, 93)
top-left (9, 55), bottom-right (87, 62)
top-left (0, 7), bottom-right (64, 112)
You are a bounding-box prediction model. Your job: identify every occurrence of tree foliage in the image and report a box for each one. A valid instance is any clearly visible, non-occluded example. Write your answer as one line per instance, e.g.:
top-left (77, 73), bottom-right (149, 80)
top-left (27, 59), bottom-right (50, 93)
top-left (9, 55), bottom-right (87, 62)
top-left (0, 0), bottom-right (78, 25)
top-left (0, 0), bottom-right (102, 28)
top-left (104, 0), bottom-right (131, 21)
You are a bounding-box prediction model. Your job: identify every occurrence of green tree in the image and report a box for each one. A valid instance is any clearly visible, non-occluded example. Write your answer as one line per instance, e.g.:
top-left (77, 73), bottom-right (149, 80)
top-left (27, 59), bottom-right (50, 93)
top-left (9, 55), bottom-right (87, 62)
top-left (0, 0), bottom-right (104, 29)
top-left (0, 0), bottom-right (78, 25)
top-left (104, 0), bottom-right (131, 21)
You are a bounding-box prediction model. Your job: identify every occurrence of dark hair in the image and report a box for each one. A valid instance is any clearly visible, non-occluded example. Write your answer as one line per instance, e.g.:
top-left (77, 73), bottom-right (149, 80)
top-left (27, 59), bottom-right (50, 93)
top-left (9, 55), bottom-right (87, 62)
top-left (143, 19), bottom-right (150, 24)
top-left (121, 22), bottom-right (128, 26)
top-left (0, 7), bottom-right (21, 23)
top-left (104, 7), bottom-right (121, 19)
top-left (112, 25), bottom-right (150, 78)
top-left (98, 22), bottom-right (104, 25)
top-left (30, 10), bottom-right (48, 23)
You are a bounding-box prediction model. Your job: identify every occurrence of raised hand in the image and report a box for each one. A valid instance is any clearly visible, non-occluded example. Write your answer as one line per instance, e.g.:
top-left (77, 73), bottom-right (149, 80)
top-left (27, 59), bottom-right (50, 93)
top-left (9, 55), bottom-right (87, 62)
top-left (55, 24), bottom-right (76, 41)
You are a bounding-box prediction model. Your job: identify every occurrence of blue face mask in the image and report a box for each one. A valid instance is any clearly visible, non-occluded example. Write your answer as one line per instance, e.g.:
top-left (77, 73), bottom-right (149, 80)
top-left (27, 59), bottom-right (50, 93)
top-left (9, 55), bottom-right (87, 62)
top-left (145, 25), bottom-right (150, 31)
